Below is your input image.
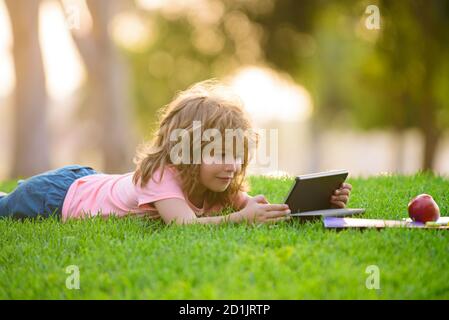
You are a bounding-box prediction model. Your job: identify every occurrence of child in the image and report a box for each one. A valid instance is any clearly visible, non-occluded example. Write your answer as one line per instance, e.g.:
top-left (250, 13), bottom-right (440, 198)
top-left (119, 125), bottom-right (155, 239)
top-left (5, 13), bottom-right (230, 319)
top-left (0, 80), bottom-right (352, 225)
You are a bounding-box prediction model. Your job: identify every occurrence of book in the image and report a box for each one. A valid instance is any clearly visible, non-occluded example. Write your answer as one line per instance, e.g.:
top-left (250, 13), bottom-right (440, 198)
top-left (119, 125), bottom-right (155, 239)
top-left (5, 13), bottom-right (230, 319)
top-left (323, 216), bottom-right (449, 230)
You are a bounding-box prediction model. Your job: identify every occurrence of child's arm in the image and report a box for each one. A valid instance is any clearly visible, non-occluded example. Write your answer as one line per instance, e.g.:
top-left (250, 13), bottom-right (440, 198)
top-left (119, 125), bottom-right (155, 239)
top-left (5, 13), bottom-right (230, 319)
top-left (154, 196), bottom-right (290, 225)
top-left (233, 191), bottom-right (252, 210)
top-left (154, 198), bottom-right (237, 224)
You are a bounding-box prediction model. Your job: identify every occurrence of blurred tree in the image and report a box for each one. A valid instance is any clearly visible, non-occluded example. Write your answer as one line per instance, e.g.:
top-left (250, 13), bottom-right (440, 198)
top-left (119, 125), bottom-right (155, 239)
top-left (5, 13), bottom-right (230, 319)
top-left (353, 0), bottom-right (449, 171)
top-left (127, 0), bottom-right (340, 171)
top-left (58, 0), bottom-right (134, 173)
top-left (127, 0), bottom-right (266, 133)
top-left (125, 0), bottom-right (449, 172)
top-left (5, 0), bottom-right (51, 178)
top-left (246, 0), bottom-right (351, 172)
top-left (248, 0), bottom-right (449, 172)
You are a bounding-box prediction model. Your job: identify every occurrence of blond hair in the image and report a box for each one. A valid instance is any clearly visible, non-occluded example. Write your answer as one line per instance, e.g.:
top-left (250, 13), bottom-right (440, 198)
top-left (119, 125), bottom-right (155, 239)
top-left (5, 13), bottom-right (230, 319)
top-left (133, 79), bottom-right (259, 210)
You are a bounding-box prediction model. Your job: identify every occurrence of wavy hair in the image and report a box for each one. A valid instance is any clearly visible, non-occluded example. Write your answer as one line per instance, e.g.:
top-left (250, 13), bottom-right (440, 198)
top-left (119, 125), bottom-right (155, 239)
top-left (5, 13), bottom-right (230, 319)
top-left (133, 80), bottom-right (259, 210)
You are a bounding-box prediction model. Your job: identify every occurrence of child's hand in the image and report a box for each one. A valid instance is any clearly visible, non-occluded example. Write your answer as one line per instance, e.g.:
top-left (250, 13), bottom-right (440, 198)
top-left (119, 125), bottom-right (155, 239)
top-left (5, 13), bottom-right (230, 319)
top-left (330, 183), bottom-right (352, 208)
top-left (237, 195), bottom-right (291, 224)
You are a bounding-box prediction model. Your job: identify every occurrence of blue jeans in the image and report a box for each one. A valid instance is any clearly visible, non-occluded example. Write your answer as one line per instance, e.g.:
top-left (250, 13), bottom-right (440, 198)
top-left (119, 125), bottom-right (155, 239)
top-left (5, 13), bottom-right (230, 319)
top-left (0, 165), bottom-right (97, 219)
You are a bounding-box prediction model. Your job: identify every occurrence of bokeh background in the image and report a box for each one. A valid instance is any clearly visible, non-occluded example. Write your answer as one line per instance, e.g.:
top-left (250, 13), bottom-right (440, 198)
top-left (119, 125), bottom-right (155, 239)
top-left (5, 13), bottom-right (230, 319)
top-left (1, 0), bottom-right (449, 179)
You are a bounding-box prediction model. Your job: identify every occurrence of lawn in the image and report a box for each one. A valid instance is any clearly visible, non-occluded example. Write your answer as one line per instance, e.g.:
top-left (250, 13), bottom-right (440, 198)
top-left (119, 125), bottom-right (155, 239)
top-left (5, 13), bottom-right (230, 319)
top-left (0, 173), bottom-right (448, 299)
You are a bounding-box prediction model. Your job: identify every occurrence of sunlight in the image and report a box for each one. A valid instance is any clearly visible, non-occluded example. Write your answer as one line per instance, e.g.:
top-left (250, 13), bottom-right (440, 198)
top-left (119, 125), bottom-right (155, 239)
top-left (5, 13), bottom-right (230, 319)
top-left (137, 0), bottom-right (204, 12)
top-left (228, 66), bottom-right (313, 123)
top-left (0, 0), bottom-right (86, 100)
top-left (137, 0), bottom-right (223, 25)
top-left (136, 0), bottom-right (166, 11)
top-left (39, 0), bottom-right (85, 100)
top-left (0, 0), bottom-right (14, 98)
top-left (111, 11), bottom-right (154, 52)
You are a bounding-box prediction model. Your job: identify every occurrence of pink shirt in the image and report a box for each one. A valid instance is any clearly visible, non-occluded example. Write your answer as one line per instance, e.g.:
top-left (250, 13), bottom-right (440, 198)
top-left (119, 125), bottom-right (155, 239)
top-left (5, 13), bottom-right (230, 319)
top-left (61, 166), bottom-right (249, 222)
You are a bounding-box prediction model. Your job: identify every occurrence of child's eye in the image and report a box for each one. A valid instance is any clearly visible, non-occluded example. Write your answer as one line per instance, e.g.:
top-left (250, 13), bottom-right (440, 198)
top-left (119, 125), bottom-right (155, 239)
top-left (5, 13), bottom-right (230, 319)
top-left (210, 150), bottom-right (244, 164)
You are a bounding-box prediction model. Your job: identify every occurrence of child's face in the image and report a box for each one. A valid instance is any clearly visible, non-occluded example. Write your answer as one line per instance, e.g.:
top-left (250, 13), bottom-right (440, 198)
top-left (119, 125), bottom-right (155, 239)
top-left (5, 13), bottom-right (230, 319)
top-left (199, 152), bottom-right (242, 192)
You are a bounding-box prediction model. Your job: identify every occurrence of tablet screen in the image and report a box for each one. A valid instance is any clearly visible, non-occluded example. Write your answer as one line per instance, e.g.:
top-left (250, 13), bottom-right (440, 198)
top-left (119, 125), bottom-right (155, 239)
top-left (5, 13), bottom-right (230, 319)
top-left (283, 170), bottom-right (348, 213)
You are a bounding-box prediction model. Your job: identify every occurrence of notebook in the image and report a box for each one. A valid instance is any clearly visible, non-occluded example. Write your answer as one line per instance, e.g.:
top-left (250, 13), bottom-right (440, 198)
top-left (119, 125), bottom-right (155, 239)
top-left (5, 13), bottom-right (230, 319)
top-left (324, 216), bottom-right (449, 230)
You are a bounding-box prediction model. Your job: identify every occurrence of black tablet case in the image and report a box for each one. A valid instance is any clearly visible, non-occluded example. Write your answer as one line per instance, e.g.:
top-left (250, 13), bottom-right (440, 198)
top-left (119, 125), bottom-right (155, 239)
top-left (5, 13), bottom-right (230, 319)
top-left (284, 171), bottom-right (349, 214)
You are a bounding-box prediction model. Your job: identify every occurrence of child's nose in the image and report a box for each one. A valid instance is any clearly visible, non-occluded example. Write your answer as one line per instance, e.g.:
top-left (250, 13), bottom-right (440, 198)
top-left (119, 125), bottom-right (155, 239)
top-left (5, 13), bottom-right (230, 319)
top-left (224, 160), bottom-right (239, 172)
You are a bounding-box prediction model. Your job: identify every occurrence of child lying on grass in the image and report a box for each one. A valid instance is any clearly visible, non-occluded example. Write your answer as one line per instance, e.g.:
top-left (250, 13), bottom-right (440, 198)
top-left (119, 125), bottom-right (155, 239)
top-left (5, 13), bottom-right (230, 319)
top-left (0, 80), bottom-right (351, 225)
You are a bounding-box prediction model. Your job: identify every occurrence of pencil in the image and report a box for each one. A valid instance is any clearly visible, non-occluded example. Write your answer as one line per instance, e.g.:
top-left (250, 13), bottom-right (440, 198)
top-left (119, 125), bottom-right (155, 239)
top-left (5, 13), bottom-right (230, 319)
top-left (425, 221), bottom-right (449, 227)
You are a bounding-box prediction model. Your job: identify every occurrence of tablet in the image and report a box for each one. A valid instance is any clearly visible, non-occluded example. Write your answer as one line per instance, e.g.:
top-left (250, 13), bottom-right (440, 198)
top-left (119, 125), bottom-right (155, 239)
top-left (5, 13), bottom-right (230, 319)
top-left (283, 169), bottom-right (349, 214)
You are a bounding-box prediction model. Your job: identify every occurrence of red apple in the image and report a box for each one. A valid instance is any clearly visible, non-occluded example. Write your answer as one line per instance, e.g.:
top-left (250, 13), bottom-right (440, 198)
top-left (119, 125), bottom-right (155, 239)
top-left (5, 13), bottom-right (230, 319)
top-left (408, 194), bottom-right (440, 223)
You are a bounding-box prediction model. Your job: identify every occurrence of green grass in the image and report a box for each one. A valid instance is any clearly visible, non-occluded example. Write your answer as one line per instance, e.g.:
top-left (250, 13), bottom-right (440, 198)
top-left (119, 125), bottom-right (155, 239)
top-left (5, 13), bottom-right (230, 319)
top-left (1, 173), bottom-right (449, 299)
